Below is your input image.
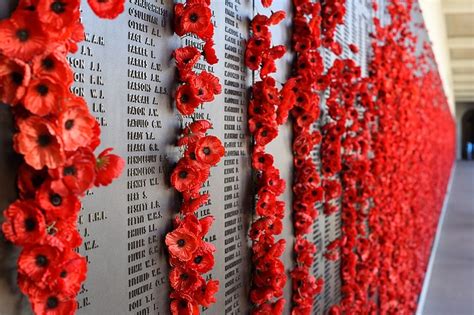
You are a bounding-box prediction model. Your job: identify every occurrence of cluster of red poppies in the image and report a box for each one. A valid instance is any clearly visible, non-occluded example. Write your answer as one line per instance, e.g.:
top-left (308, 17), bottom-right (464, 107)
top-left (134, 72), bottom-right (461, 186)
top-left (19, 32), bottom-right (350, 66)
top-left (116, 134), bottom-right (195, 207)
top-left (166, 1), bottom-right (223, 314)
top-left (287, 2), bottom-right (327, 314)
top-left (327, 0), bottom-right (455, 314)
top-left (0, 2), bottom-right (124, 315)
top-left (320, 0), bottom-right (346, 55)
top-left (245, 5), bottom-right (295, 314)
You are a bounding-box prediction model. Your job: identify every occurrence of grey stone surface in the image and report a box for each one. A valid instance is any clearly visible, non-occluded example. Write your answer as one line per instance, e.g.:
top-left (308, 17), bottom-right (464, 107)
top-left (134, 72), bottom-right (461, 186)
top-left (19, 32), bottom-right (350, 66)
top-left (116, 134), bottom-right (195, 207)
top-left (423, 162), bottom-right (474, 315)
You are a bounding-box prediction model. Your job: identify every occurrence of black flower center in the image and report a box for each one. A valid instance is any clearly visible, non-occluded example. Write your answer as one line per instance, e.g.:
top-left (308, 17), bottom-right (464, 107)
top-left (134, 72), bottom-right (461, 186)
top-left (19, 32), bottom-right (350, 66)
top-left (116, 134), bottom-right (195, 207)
top-left (24, 218), bottom-right (36, 231)
top-left (194, 255), bottom-right (203, 264)
top-left (42, 57), bottom-right (55, 70)
top-left (36, 84), bottom-right (49, 96)
top-left (203, 147), bottom-right (211, 155)
top-left (189, 13), bottom-right (199, 23)
top-left (258, 157), bottom-right (265, 163)
top-left (65, 119), bottom-right (74, 130)
top-left (16, 29), bottom-right (29, 42)
top-left (60, 270), bottom-right (67, 278)
top-left (179, 300), bottom-right (187, 308)
top-left (180, 94), bottom-right (189, 103)
top-left (46, 296), bottom-right (59, 309)
top-left (177, 239), bottom-right (185, 247)
top-left (35, 255), bottom-right (48, 267)
top-left (11, 72), bottom-right (23, 85)
top-left (63, 166), bottom-right (77, 176)
top-left (180, 273), bottom-right (189, 280)
top-left (179, 171), bottom-right (188, 179)
top-left (51, 1), bottom-right (65, 14)
top-left (50, 194), bottom-right (62, 206)
top-left (38, 134), bottom-right (52, 147)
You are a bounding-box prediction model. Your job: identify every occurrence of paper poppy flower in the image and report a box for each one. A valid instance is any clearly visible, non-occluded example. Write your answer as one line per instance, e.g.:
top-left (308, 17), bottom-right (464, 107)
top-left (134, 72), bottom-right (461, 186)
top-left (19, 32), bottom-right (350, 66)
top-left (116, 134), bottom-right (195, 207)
top-left (14, 116), bottom-right (65, 170)
top-left (169, 266), bottom-right (201, 293)
top-left (185, 242), bottom-right (215, 273)
top-left (31, 291), bottom-right (77, 315)
top-left (23, 76), bottom-right (65, 116)
top-left (18, 244), bottom-right (61, 285)
top-left (49, 148), bottom-right (96, 195)
top-left (180, 193), bottom-right (209, 214)
top-left (191, 71), bottom-right (222, 102)
top-left (174, 46), bottom-right (201, 74)
top-left (203, 40), bottom-right (218, 65)
top-left (17, 163), bottom-right (49, 199)
top-left (53, 250), bottom-right (87, 298)
top-left (37, 0), bottom-right (80, 30)
top-left (58, 103), bottom-right (96, 151)
top-left (175, 84), bottom-right (201, 115)
top-left (94, 148), bottom-right (124, 187)
top-left (87, 0), bottom-right (125, 19)
top-left (166, 227), bottom-right (199, 262)
top-left (0, 56), bottom-right (31, 105)
top-left (36, 180), bottom-right (81, 220)
top-left (194, 135), bottom-right (224, 166)
top-left (195, 279), bottom-right (219, 308)
top-left (180, 4), bottom-right (213, 40)
top-left (170, 293), bottom-right (199, 315)
top-left (32, 49), bottom-right (73, 87)
top-left (0, 11), bottom-right (46, 61)
top-left (171, 158), bottom-right (207, 193)
top-left (47, 215), bottom-right (83, 248)
top-left (2, 200), bottom-right (46, 246)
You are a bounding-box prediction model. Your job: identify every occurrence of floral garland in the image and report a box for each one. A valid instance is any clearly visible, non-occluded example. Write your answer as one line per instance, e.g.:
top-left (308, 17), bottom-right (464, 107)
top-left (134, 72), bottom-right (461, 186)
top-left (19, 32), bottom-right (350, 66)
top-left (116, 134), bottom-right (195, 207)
top-left (0, 1), bottom-right (125, 314)
top-left (165, 1), bottom-right (223, 314)
top-left (244, 4), bottom-right (294, 314)
top-left (288, 2), bottom-right (326, 314)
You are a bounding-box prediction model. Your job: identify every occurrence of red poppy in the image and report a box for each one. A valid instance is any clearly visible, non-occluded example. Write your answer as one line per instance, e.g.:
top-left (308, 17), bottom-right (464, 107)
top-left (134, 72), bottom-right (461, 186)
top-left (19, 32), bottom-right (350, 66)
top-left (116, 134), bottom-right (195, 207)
top-left (58, 102), bottom-right (96, 151)
top-left (170, 293), bottom-right (199, 315)
top-left (171, 158), bottom-right (207, 193)
top-left (180, 4), bottom-right (213, 40)
top-left (23, 76), bottom-right (64, 116)
top-left (37, 0), bottom-right (80, 30)
top-left (191, 71), bottom-right (221, 102)
top-left (53, 250), bottom-right (87, 298)
top-left (169, 266), bottom-right (201, 293)
top-left (185, 242), bottom-right (215, 273)
top-left (87, 0), bottom-right (125, 19)
top-left (180, 193), bottom-right (209, 214)
top-left (174, 46), bottom-right (201, 74)
top-left (203, 39), bottom-right (218, 65)
top-left (187, 119), bottom-right (213, 134)
top-left (175, 84), bottom-right (201, 115)
top-left (194, 136), bottom-right (224, 166)
top-left (31, 291), bottom-right (77, 315)
top-left (18, 244), bottom-right (61, 285)
top-left (32, 49), bottom-right (73, 87)
top-left (0, 11), bottom-right (46, 61)
top-left (2, 200), bottom-right (46, 246)
top-left (47, 215), bottom-right (82, 248)
top-left (15, 116), bottom-right (65, 170)
top-left (261, 0), bottom-right (273, 8)
top-left (252, 150), bottom-right (274, 171)
top-left (195, 279), bottom-right (219, 307)
top-left (49, 148), bottom-right (96, 195)
top-left (166, 227), bottom-right (199, 261)
top-left (93, 148), bottom-right (124, 186)
top-left (36, 180), bottom-right (81, 220)
top-left (17, 163), bottom-right (49, 199)
top-left (253, 298), bottom-right (285, 315)
top-left (0, 55), bottom-right (30, 105)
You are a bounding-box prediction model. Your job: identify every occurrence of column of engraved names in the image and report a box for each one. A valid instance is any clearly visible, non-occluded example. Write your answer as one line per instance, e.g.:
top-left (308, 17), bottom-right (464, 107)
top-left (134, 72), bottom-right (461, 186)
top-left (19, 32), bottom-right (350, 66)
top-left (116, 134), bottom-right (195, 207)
top-left (68, 30), bottom-right (108, 312)
top-left (222, 1), bottom-right (247, 313)
top-left (126, 3), bottom-right (169, 314)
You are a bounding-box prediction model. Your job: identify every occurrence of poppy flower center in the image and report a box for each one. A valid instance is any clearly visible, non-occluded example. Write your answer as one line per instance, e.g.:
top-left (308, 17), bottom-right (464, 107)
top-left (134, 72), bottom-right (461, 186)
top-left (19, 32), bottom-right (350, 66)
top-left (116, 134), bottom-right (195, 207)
top-left (24, 218), bottom-right (36, 231)
top-left (180, 273), bottom-right (189, 280)
top-left (50, 193), bottom-right (62, 206)
top-left (11, 72), bottom-right (23, 85)
top-left (63, 166), bottom-right (77, 176)
top-left (249, 56), bottom-right (257, 62)
top-left (203, 147), bottom-right (211, 155)
top-left (51, 1), bottom-right (65, 14)
top-left (46, 296), bottom-right (59, 309)
top-left (37, 134), bottom-right (52, 147)
top-left (177, 239), bottom-right (186, 247)
top-left (60, 270), bottom-right (67, 278)
top-left (179, 300), bottom-right (187, 308)
top-left (179, 171), bottom-right (188, 179)
top-left (42, 58), bottom-right (55, 70)
top-left (261, 130), bottom-right (268, 137)
top-left (36, 84), bottom-right (49, 96)
top-left (180, 94), bottom-right (189, 103)
top-left (35, 254), bottom-right (48, 267)
top-left (65, 119), bottom-right (74, 130)
top-left (194, 255), bottom-right (203, 264)
top-left (189, 13), bottom-right (199, 23)
top-left (16, 29), bottom-right (29, 42)
top-left (258, 157), bottom-right (265, 163)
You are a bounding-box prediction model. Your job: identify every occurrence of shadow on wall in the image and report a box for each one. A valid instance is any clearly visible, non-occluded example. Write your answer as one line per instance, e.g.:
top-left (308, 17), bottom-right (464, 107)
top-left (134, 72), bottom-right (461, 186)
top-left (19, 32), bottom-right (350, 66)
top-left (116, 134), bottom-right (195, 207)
top-left (461, 109), bottom-right (474, 160)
